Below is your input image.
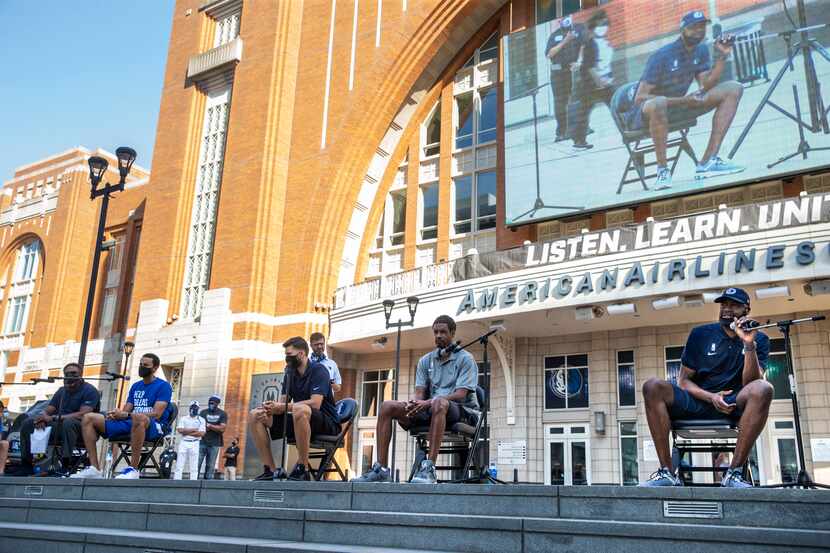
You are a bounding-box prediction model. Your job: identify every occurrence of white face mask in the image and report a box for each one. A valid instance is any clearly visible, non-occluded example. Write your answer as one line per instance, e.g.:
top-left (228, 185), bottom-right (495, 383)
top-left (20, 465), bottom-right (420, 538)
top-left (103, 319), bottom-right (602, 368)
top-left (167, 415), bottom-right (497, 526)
top-left (594, 25), bottom-right (609, 37)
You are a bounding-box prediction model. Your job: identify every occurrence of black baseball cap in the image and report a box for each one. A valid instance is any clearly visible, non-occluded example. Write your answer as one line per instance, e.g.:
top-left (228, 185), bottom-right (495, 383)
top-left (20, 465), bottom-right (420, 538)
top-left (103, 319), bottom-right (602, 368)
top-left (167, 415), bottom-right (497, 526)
top-left (714, 287), bottom-right (750, 306)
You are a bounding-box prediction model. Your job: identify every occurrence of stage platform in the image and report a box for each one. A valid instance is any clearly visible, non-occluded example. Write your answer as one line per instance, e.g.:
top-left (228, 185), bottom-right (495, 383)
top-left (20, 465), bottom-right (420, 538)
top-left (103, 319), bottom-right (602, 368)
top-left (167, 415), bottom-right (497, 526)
top-left (0, 478), bottom-right (828, 553)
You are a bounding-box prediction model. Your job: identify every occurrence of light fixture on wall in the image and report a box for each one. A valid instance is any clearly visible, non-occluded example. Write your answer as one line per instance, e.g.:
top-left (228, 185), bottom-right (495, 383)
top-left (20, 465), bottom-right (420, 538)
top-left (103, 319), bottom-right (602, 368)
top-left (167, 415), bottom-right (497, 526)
top-left (575, 306), bottom-right (604, 320)
top-left (594, 411), bottom-right (606, 435)
top-left (702, 291), bottom-right (721, 304)
top-left (682, 294), bottom-right (705, 308)
top-left (652, 296), bottom-right (683, 310)
top-left (607, 303), bottom-right (636, 316)
top-left (805, 279), bottom-right (830, 296)
top-left (371, 336), bottom-right (388, 350)
top-left (755, 285), bottom-right (791, 300)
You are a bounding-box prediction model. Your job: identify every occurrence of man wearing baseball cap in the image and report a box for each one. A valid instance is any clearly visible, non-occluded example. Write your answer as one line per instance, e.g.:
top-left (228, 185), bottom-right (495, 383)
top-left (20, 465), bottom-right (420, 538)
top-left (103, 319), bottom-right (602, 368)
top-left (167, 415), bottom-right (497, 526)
top-left (627, 9), bottom-right (745, 189)
top-left (641, 287), bottom-right (773, 487)
top-left (198, 395), bottom-right (227, 479)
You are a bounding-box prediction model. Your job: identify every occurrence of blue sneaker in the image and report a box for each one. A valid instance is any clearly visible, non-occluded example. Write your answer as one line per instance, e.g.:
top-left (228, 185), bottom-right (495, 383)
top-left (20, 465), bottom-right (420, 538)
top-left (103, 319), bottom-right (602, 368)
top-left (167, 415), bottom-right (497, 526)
top-left (114, 467), bottom-right (140, 480)
top-left (695, 156), bottom-right (745, 179)
top-left (721, 468), bottom-right (752, 488)
top-left (639, 467), bottom-right (683, 487)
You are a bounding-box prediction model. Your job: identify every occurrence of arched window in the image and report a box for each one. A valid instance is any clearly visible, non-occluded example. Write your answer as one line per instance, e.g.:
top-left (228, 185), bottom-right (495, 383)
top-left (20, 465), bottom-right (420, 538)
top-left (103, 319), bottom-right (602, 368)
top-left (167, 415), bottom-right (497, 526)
top-left (4, 240), bottom-right (40, 335)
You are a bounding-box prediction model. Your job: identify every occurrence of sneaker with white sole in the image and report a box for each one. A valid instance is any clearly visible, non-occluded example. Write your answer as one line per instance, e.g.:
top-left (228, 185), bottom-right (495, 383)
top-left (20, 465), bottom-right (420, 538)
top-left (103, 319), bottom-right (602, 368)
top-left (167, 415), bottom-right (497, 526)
top-left (114, 467), bottom-right (140, 480)
top-left (639, 467), bottom-right (683, 487)
top-left (654, 167), bottom-right (672, 190)
top-left (721, 467), bottom-right (753, 488)
top-left (410, 459), bottom-right (437, 484)
top-left (695, 156), bottom-right (745, 179)
top-left (69, 466), bottom-right (103, 479)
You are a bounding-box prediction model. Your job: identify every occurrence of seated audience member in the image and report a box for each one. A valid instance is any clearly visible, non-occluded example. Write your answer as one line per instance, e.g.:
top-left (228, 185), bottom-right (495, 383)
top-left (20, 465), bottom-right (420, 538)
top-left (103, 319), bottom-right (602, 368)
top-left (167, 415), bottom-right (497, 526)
top-left (0, 401), bottom-right (9, 476)
top-left (174, 401), bottom-right (205, 480)
top-left (353, 315), bottom-right (479, 484)
top-left (248, 337), bottom-right (339, 481)
top-left (640, 288), bottom-right (772, 488)
top-left (72, 353), bottom-right (173, 479)
top-left (19, 363), bottom-right (99, 474)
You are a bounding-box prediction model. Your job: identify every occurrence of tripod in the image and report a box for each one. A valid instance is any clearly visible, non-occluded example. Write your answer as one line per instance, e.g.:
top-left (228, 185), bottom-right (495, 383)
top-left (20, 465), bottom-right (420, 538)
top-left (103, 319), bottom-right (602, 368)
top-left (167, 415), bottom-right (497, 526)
top-left (727, 1), bottom-right (830, 165)
top-left (449, 327), bottom-right (506, 484)
top-left (750, 315), bottom-right (829, 489)
top-left (511, 83), bottom-right (584, 224)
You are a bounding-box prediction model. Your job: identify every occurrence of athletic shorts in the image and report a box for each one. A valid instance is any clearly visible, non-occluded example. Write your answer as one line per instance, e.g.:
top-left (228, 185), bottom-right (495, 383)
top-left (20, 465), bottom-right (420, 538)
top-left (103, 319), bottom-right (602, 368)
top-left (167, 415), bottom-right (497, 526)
top-left (625, 102), bottom-right (711, 132)
top-left (104, 418), bottom-right (165, 440)
top-left (669, 383), bottom-right (743, 421)
top-left (401, 400), bottom-right (464, 428)
top-left (269, 409), bottom-right (340, 440)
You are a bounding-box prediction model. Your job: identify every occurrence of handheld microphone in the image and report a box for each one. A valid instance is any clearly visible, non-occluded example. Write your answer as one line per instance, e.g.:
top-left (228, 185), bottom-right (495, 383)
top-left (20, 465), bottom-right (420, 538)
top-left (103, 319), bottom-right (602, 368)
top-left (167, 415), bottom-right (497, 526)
top-left (729, 319), bottom-right (762, 331)
top-left (105, 371), bottom-right (130, 381)
top-left (438, 341), bottom-right (462, 357)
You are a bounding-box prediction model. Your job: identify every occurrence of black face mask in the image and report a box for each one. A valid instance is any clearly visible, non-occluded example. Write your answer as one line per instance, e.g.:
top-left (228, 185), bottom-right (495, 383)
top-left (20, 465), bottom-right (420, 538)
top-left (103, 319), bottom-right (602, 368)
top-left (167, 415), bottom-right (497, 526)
top-left (682, 33), bottom-right (705, 47)
top-left (285, 355), bottom-right (301, 369)
top-left (139, 365), bottom-right (154, 378)
top-left (189, 406), bottom-right (199, 417)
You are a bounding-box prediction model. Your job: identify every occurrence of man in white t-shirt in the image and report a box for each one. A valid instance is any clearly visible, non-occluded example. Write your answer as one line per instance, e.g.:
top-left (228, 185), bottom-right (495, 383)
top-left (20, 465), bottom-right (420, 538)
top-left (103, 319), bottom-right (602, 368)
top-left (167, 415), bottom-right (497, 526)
top-left (173, 401), bottom-right (206, 480)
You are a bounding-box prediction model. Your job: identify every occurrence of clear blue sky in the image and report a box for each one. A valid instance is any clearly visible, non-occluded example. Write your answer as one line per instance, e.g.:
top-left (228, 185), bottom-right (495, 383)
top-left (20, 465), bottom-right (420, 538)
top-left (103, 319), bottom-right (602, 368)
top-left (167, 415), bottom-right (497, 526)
top-left (0, 1), bottom-right (175, 181)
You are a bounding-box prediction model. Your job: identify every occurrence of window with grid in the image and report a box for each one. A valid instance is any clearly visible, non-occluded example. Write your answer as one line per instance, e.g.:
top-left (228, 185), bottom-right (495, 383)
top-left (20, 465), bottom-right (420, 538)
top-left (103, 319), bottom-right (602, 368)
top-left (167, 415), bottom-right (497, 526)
top-left (181, 86), bottom-right (232, 319)
top-left (4, 240), bottom-right (40, 335)
top-left (665, 346), bottom-right (684, 384)
top-left (617, 350), bottom-right (636, 407)
top-left (536, 0), bottom-right (583, 24)
top-left (619, 421), bottom-right (639, 485)
top-left (454, 170), bottom-right (496, 234)
top-left (544, 354), bottom-right (589, 409)
top-left (420, 183), bottom-right (438, 240)
top-left (423, 102), bottom-right (441, 157)
top-left (390, 191), bottom-right (407, 246)
top-left (361, 370), bottom-right (395, 417)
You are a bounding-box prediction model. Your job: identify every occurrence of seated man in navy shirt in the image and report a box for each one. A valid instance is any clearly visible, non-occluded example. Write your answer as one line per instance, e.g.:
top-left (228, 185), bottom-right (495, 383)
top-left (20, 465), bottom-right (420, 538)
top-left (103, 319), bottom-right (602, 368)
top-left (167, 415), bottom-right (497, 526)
top-left (73, 353), bottom-right (173, 479)
top-left (641, 287), bottom-right (773, 487)
top-left (248, 336), bottom-right (340, 481)
top-left (628, 10), bottom-right (744, 189)
top-left (19, 362), bottom-right (100, 474)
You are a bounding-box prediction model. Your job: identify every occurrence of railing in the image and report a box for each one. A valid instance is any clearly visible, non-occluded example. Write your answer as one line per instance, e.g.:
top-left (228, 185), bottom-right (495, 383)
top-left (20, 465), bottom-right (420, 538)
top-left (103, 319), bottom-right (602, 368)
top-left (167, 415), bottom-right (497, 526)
top-left (333, 260), bottom-right (460, 309)
top-left (186, 37), bottom-right (243, 82)
top-left (0, 193), bottom-right (58, 226)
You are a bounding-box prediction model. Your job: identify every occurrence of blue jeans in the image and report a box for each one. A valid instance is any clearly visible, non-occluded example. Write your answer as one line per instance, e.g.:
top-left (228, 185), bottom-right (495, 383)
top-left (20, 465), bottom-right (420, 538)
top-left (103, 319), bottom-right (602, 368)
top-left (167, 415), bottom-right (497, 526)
top-left (198, 445), bottom-right (221, 479)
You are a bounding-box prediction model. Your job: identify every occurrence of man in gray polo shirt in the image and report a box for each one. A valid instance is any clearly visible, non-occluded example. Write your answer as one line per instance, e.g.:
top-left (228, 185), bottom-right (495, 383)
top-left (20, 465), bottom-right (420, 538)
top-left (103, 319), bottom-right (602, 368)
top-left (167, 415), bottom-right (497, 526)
top-left (354, 315), bottom-right (479, 484)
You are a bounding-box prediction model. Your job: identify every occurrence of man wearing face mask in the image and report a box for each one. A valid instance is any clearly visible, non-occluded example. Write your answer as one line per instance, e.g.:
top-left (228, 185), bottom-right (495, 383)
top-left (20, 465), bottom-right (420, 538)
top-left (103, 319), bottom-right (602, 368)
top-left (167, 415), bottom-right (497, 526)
top-left (174, 401), bottom-right (206, 480)
top-left (247, 337), bottom-right (339, 481)
top-left (198, 395), bottom-right (227, 479)
top-left (73, 353), bottom-right (173, 479)
top-left (641, 288), bottom-right (773, 488)
top-left (19, 363), bottom-right (99, 475)
top-left (629, 10), bottom-right (745, 190)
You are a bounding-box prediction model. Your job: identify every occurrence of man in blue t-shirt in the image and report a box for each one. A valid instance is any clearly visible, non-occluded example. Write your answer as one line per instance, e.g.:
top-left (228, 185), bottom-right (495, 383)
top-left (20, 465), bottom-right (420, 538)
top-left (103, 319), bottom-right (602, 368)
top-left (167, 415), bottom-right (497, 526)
top-left (72, 352), bottom-right (173, 479)
top-left (628, 10), bottom-right (745, 189)
top-left (248, 336), bottom-right (340, 481)
top-left (641, 288), bottom-right (774, 488)
top-left (19, 362), bottom-right (99, 474)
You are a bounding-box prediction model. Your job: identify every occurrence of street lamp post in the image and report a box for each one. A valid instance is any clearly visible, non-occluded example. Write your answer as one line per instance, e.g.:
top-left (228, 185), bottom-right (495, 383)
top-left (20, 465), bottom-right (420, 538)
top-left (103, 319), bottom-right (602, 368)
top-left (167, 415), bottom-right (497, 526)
top-left (382, 295), bottom-right (419, 480)
top-left (78, 147), bottom-right (137, 367)
top-left (116, 340), bottom-right (135, 409)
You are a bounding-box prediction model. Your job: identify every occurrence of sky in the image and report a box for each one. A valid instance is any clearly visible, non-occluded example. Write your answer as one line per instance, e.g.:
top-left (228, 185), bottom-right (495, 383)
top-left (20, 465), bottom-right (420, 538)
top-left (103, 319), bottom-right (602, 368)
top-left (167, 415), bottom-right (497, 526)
top-left (0, 1), bottom-right (175, 181)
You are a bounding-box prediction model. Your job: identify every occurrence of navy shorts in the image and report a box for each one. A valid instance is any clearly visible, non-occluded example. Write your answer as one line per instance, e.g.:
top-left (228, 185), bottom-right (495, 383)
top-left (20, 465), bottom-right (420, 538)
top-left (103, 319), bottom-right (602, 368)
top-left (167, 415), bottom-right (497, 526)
top-left (104, 418), bottom-right (164, 440)
top-left (669, 383), bottom-right (743, 421)
top-left (625, 102), bottom-right (711, 132)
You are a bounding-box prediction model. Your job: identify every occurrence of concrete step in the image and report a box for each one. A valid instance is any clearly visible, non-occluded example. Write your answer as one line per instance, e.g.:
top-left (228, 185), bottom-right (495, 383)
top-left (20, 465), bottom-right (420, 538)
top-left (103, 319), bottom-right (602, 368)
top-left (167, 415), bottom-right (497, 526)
top-left (0, 522), bottom-right (455, 553)
top-left (1, 478), bottom-right (828, 531)
top-left (0, 498), bottom-right (828, 553)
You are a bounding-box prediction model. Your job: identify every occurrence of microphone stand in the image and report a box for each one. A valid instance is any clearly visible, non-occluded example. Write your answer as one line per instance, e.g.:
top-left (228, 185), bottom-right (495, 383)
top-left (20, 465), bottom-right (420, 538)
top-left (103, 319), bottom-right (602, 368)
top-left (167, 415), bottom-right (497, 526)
top-left (274, 367), bottom-right (293, 480)
top-left (444, 328), bottom-right (506, 485)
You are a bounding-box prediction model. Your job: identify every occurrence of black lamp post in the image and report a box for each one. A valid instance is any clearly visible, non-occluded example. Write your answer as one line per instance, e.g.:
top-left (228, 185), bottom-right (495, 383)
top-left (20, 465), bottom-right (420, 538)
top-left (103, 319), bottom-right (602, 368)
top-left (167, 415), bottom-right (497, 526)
top-left (115, 340), bottom-right (135, 409)
top-left (78, 147), bottom-right (137, 367)
top-left (383, 295), bottom-right (419, 479)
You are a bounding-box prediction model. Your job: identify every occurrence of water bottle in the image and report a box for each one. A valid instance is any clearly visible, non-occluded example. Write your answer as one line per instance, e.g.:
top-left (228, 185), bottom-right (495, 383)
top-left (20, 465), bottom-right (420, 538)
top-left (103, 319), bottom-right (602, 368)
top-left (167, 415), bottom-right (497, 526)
top-left (105, 450), bottom-right (113, 474)
top-left (33, 465), bottom-right (41, 477)
top-left (488, 462), bottom-right (498, 480)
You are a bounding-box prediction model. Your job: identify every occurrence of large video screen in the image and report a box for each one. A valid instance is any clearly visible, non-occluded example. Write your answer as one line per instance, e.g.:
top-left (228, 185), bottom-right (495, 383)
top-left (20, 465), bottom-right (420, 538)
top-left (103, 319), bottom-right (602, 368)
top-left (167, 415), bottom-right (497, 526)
top-left (504, 0), bottom-right (830, 225)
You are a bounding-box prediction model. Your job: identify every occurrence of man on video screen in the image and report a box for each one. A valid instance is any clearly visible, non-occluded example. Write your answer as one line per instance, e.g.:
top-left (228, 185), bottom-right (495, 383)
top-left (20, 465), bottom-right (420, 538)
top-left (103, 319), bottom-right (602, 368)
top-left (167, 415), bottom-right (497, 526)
top-left (628, 10), bottom-right (745, 190)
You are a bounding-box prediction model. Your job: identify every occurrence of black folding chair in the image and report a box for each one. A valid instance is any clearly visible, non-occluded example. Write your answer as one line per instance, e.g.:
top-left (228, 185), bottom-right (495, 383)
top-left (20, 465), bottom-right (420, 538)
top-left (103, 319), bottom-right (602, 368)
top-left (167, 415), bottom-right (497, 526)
top-left (610, 81), bottom-right (699, 194)
top-left (671, 417), bottom-right (753, 486)
top-left (289, 398), bottom-right (357, 481)
top-left (109, 402), bottom-right (178, 478)
top-left (404, 386), bottom-right (486, 483)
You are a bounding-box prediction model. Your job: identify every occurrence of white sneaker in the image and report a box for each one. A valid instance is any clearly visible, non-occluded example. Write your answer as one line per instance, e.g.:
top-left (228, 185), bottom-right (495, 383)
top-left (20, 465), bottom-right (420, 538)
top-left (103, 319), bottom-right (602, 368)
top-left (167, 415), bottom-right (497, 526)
top-left (114, 467), bottom-right (140, 479)
top-left (654, 167), bottom-right (672, 190)
top-left (69, 466), bottom-right (103, 479)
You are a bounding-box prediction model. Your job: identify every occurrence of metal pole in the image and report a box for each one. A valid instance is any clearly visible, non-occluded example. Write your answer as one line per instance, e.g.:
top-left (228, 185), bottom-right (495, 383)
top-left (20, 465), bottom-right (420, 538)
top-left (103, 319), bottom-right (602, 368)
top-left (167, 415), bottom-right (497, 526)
top-left (390, 322), bottom-right (402, 479)
top-left (78, 192), bottom-right (110, 367)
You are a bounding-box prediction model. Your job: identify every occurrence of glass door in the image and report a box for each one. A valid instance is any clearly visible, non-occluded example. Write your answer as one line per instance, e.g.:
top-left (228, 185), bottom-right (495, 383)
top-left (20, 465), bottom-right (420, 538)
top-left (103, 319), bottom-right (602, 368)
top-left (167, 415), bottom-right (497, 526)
top-left (771, 419), bottom-right (799, 484)
top-left (544, 424), bottom-right (590, 485)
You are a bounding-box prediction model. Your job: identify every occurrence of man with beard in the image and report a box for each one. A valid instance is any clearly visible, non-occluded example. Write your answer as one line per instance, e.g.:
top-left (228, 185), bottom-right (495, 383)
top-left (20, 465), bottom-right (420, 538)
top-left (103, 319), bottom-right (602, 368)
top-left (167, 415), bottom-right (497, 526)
top-left (353, 315), bottom-right (479, 484)
top-left (247, 337), bottom-right (339, 481)
top-left (72, 353), bottom-right (173, 479)
top-left (640, 288), bottom-right (773, 488)
top-left (628, 10), bottom-right (745, 190)
top-left (198, 395), bottom-right (227, 479)
top-left (19, 363), bottom-right (99, 474)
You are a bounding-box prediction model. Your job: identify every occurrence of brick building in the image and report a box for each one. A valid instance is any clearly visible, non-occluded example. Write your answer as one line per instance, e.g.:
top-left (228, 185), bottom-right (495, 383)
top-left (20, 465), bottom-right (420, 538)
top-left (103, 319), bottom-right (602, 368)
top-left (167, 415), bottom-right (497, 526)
top-left (4, 0), bottom-right (829, 484)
